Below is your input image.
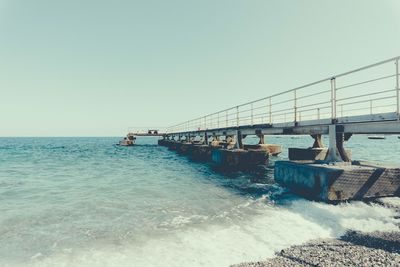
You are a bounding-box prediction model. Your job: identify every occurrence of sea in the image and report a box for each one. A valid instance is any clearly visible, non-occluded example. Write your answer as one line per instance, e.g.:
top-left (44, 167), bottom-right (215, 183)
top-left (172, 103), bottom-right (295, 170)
top-left (0, 136), bottom-right (399, 267)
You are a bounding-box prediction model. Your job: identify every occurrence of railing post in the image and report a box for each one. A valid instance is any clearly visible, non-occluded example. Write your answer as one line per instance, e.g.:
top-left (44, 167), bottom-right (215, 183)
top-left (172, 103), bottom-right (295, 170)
top-left (370, 100), bottom-right (373, 115)
top-left (217, 112), bottom-right (220, 128)
top-left (317, 108), bottom-right (320, 120)
top-left (294, 89), bottom-right (297, 124)
top-left (330, 77), bottom-right (337, 121)
top-left (268, 97), bottom-right (272, 124)
top-left (204, 116), bottom-right (207, 130)
top-left (236, 106), bottom-right (239, 127)
top-left (251, 103), bottom-right (254, 125)
top-left (226, 110), bottom-right (228, 127)
top-left (396, 58), bottom-right (399, 117)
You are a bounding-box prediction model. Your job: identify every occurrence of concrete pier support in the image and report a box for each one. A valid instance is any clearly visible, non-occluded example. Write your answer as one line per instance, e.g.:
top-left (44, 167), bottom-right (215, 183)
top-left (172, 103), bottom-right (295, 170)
top-left (211, 148), bottom-right (269, 170)
top-left (275, 161), bottom-right (400, 201)
top-left (234, 130), bottom-right (244, 149)
top-left (326, 125), bottom-right (343, 162)
top-left (225, 135), bottom-right (236, 150)
top-left (159, 133), bottom-right (280, 169)
top-left (203, 133), bottom-right (209, 145)
top-left (257, 133), bottom-right (265, 144)
top-left (288, 126), bottom-right (351, 162)
top-left (289, 148), bottom-right (331, 161)
top-left (158, 138), bottom-right (166, 146)
top-left (311, 134), bottom-right (324, 148)
top-left (169, 141), bottom-right (179, 151)
top-left (190, 142), bottom-right (223, 161)
top-left (177, 142), bottom-right (192, 154)
top-left (288, 148), bottom-right (352, 161)
top-left (244, 144), bottom-right (282, 156)
top-left (326, 125), bottom-right (352, 162)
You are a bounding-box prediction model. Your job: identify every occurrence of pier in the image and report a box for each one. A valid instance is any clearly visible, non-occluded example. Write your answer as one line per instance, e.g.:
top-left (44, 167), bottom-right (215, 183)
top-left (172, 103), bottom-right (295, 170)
top-left (134, 57), bottom-right (400, 202)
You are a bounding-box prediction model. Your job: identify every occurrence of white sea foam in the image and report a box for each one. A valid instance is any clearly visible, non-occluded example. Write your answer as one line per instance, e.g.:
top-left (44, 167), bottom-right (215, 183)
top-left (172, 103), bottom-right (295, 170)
top-left (25, 199), bottom-right (399, 267)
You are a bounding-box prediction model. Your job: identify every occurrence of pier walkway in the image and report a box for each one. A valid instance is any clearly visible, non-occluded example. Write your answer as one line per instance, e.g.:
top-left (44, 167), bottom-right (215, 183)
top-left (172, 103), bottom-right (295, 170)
top-left (165, 56), bottom-right (400, 142)
top-left (135, 57), bottom-right (400, 202)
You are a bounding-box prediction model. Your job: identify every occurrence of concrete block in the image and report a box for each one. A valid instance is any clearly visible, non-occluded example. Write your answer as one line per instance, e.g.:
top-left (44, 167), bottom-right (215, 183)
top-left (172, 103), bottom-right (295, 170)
top-left (168, 141), bottom-right (180, 151)
top-left (177, 142), bottom-right (192, 154)
top-left (244, 144), bottom-right (282, 156)
top-left (275, 161), bottom-right (400, 201)
top-left (288, 148), bottom-right (351, 161)
top-left (211, 149), bottom-right (269, 170)
top-left (160, 140), bottom-right (170, 147)
top-left (190, 145), bottom-right (220, 161)
top-left (186, 141), bottom-right (226, 161)
top-left (158, 139), bottom-right (167, 146)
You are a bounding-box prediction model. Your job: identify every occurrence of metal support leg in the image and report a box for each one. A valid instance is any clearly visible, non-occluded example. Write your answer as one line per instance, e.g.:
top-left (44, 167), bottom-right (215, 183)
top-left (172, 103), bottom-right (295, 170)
top-left (336, 132), bottom-right (351, 162)
top-left (311, 134), bottom-right (324, 148)
top-left (257, 134), bottom-right (265, 144)
top-left (396, 58), bottom-right (399, 118)
top-left (204, 133), bottom-right (208, 145)
top-left (344, 133), bottom-right (353, 142)
top-left (235, 130), bottom-right (243, 149)
top-left (210, 135), bottom-right (219, 146)
top-left (225, 135), bottom-right (234, 149)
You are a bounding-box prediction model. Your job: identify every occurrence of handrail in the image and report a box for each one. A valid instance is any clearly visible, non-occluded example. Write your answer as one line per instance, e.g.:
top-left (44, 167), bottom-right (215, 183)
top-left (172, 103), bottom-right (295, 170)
top-left (167, 56), bottom-right (400, 133)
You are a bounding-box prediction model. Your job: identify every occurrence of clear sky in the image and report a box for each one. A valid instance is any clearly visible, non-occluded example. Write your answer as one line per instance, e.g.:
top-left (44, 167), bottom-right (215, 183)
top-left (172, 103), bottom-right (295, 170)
top-left (1, 0), bottom-right (400, 136)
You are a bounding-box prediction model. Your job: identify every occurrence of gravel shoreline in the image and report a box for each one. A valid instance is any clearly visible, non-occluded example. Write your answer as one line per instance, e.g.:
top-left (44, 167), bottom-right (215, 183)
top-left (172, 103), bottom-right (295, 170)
top-left (233, 200), bottom-right (400, 267)
top-left (232, 231), bottom-right (400, 267)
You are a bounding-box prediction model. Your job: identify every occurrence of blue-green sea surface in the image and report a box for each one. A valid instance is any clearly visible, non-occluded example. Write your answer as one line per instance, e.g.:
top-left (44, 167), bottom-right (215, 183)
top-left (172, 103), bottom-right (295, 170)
top-left (0, 136), bottom-right (399, 267)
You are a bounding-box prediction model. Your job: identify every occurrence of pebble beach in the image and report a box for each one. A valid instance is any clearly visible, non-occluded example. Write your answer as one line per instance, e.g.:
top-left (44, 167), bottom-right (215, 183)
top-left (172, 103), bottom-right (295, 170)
top-left (234, 200), bottom-right (400, 267)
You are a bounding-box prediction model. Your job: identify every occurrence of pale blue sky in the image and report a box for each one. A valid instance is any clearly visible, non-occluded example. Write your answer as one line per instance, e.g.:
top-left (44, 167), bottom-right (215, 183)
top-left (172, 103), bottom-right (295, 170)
top-left (1, 0), bottom-right (400, 136)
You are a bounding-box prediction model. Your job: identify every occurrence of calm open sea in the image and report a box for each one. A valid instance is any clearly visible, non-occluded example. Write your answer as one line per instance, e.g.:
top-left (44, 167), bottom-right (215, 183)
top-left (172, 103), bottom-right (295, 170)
top-left (0, 136), bottom-right (399, 267)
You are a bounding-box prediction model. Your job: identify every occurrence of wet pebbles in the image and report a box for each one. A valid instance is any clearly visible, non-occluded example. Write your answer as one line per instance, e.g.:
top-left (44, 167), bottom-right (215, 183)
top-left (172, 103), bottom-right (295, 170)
top-left (232, 231), bottom-right (400, 267)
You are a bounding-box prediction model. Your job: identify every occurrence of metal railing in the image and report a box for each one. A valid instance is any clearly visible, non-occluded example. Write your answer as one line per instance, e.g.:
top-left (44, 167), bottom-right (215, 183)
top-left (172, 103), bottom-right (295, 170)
top-left (167, 56), bottom-right (400, 134)
top-left (127, 127), bottom-right (168, 134)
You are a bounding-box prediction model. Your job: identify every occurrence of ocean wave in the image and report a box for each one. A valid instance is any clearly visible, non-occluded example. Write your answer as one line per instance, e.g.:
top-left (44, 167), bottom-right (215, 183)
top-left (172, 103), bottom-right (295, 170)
top-left (19, 198), bottom-right (399, 267)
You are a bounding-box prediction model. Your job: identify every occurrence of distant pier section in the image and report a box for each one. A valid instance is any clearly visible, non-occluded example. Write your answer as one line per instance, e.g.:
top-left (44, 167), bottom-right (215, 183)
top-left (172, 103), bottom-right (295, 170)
top-left (130, 57), bottom-right (400, 202)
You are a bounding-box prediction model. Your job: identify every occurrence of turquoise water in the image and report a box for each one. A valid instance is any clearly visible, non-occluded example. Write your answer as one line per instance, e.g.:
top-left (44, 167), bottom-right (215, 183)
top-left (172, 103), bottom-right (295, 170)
top-left (0, 136), bottom-right (399, 267)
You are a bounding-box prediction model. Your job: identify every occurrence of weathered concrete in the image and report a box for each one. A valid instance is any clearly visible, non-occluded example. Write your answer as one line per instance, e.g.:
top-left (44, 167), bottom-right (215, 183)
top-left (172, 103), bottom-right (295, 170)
top-left (211, 149), bottom-right (269, 170)
top-left (244, 144), bottom-right (282, 156)
top-left (190, 145), bottom-right (210, 161)
top-left (159, 140), bottom-right (182, 150)
top-left (289, 148), bottom-right (327, 161)
top-left (190, 143), bottom-right (223, 161)
top-left (157, 139), bottom-right (167, 146)
top-left (177, 142), bottom-right (193, 154)
top-left (159, 139), bottom-right (222, 161)
top-left (159, 140), bottom-right (276, 168)
top-left (288, 148), bottom-right (352, 161)
top-left (275, 160), bottom-right (400, 201)
top-left (168, 141), bottom-right (180, 151)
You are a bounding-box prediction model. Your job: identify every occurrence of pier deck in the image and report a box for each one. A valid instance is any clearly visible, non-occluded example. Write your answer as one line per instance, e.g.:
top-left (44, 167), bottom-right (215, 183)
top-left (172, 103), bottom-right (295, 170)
top-left (137, 57), bottom-right (400, 201)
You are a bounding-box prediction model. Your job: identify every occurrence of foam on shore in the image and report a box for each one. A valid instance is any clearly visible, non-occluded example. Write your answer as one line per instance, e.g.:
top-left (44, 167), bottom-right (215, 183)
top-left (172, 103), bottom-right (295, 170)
top-left (23, 198), bottom-right (399, 267)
